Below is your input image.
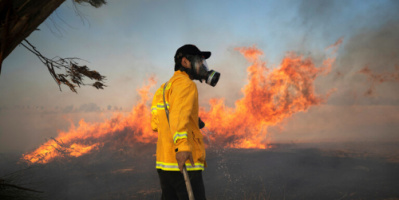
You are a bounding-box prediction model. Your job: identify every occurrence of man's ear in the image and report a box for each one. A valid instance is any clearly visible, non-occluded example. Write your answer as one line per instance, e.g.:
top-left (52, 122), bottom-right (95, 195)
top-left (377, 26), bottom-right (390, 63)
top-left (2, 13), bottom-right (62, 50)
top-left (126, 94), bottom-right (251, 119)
top-left (181, 57), bottom-right (190, 69)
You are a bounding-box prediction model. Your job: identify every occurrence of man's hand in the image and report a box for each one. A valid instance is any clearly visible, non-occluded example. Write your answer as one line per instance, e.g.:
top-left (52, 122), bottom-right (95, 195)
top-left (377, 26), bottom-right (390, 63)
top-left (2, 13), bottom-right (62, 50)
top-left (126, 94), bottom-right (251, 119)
top-left (176, 151), bottom-right (194, 173)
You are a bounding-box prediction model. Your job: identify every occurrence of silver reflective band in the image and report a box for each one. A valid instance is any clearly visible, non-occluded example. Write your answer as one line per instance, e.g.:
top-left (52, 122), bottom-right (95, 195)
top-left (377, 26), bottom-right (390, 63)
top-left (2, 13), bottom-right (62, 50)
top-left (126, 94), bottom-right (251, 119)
top-left (156, 163), bottom-right (178, 169)
top-left (156, 162), bottom-right (205, 171)
top-left (156, 103), bottom-right (169, 109)
top-left (173, 132), bottom-right (188, 143)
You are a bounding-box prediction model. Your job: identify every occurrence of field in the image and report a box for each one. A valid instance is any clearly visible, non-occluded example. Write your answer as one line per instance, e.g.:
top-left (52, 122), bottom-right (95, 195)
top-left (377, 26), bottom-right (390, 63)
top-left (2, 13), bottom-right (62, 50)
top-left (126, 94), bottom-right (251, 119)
top-left (1, 142), bottom-right (399, 200)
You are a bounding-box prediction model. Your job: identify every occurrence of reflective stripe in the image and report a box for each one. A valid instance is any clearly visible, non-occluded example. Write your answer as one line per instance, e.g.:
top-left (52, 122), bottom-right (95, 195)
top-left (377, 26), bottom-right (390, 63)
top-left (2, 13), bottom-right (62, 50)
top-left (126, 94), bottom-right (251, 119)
top-left (173, 132), bottom-right (187, 143)
top-left (156, 162), bottom-right (204, 171)
top-left (151, 106), bottom-right (158, 115)
top-left (156, 103), bottom-right (170, 110)
top-left (165, 82), bottom-right (172, 90)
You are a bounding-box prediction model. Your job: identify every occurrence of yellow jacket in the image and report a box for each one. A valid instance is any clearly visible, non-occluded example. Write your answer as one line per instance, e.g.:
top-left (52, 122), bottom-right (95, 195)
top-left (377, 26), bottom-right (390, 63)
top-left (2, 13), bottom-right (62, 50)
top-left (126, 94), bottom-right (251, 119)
top-left (151, 70), bottom-right (206, 171)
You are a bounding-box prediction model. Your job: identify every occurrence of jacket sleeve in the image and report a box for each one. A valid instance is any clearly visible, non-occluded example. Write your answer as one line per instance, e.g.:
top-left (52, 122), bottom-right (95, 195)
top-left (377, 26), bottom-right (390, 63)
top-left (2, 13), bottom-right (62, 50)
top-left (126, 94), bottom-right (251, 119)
top-left (150, 88), bottom-right (161, 132)
top-left (169, 79), bottom-right (196, 152)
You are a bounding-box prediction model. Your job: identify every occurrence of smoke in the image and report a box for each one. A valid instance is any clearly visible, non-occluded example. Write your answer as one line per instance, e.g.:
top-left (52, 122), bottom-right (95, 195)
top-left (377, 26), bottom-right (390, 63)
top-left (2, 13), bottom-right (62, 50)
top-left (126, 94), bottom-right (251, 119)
top-left (328, 20), bottom-right (399, 105)
top-left (294, 0), bottom-right (399, 105)
top-left (77, 103), bottom-right (101, 112)
top-left (298, 0), bottom-right (341, 28)
top-left (358, 66), bottom-right (399, 96)
top-left (272, 19), bottom-right (399, 141)
top-left (196, 46), bottom-right (250, 108)
top-left (342, 21), bottom-right (399, 74)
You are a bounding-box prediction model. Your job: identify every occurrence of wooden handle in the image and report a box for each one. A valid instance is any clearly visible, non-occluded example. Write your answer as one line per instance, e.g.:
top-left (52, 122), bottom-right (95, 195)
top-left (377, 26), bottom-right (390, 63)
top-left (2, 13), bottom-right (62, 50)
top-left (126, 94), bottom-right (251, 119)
top-left (182, 166), bottom-right (195, 200)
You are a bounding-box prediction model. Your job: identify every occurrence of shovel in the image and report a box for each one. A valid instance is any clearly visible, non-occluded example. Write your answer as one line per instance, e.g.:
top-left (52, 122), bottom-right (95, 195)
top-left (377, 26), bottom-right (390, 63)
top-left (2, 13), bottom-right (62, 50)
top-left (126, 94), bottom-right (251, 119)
top-left (182, 166), bottom-right (195, 200)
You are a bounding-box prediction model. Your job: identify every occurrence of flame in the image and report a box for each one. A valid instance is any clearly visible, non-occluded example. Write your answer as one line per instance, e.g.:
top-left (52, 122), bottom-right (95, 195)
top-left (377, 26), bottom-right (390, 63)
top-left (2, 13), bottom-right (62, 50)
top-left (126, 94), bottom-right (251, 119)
top-left (200, 46), bottom-right (335, 149)
top-left (23, 43), bottom-right (340, 164)
top-left (69, 143), bottom-right (99, 157)
top-left (23, 77), bottom-right (157, 164)
top-left (326, 37), bottom-right (343, 54)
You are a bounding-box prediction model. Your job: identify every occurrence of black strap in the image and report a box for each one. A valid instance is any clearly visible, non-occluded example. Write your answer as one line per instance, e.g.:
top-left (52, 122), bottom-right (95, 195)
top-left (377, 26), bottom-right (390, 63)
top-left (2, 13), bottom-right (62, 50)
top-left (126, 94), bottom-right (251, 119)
top-left (164, 81), bottom-right (177, 152)
top-left (163, 81), bottom-right (170, 125)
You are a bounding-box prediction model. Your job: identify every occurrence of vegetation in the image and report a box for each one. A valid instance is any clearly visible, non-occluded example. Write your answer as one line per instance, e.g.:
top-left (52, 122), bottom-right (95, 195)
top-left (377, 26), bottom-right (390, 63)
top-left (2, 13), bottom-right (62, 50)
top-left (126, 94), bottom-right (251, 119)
top-left (0, 0), bottom-right (107, 92)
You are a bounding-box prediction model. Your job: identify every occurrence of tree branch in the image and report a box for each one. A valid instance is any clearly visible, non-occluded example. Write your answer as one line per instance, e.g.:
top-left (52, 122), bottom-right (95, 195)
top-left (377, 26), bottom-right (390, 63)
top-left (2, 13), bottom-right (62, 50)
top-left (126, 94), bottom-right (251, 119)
top-left (20, 39), bottom-right (106, 93)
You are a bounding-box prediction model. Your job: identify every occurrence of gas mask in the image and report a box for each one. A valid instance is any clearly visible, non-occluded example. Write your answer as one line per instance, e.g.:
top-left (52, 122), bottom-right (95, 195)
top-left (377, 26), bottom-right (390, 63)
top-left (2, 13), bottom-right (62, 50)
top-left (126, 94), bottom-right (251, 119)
top-left (186, 55), bottom-right (220, 87)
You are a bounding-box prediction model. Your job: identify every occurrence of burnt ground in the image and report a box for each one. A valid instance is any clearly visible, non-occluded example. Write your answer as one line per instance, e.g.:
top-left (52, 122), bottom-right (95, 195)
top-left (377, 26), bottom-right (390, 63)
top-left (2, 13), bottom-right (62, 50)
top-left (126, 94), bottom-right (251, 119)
top-left (1, 143), bottom-right (399, 200)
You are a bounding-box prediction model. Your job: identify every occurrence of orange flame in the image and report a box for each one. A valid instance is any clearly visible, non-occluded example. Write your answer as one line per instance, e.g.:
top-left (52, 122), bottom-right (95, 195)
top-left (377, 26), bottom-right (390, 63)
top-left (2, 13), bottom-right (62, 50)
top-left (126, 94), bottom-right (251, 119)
top-left (23, 77), bottom-right (157, 164)
top-left (23, 44), bottom-right (339, 164)
top-left (200, 46), bottom-right (335, 149)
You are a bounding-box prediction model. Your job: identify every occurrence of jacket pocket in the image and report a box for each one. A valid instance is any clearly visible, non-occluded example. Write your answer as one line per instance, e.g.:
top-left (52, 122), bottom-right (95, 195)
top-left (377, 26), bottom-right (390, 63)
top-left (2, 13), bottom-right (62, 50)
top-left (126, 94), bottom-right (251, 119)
top-left (192, 131), bottom-right (206, 163)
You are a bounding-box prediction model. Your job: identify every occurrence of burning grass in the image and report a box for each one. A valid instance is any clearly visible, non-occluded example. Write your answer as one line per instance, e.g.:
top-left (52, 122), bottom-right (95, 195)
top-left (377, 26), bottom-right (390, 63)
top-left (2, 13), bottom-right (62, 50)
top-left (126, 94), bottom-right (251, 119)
top-left (22, 42), bottom-right (341, 164)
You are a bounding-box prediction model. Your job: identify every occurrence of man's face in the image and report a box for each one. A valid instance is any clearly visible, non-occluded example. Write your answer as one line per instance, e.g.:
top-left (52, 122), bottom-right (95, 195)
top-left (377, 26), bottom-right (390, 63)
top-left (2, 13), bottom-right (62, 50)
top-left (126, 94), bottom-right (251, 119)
top-left (182, 55), bottom-right (204, 72)
top-left (193, 58), bottom-right (205, 75)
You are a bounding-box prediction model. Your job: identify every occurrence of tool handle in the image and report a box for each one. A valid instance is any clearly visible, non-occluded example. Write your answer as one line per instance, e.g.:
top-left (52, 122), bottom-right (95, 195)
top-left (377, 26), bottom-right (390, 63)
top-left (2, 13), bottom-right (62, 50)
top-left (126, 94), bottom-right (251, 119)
top-left (182, 166), bottom-right (195, 200)
top-left (163, 81), bottom-right (194, 200)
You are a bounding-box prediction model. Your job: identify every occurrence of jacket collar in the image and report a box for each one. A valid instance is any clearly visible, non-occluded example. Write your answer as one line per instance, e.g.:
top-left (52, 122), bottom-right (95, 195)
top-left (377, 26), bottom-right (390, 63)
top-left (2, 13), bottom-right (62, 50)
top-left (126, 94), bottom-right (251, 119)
top-left (173, 70), bottom-right (190, 79)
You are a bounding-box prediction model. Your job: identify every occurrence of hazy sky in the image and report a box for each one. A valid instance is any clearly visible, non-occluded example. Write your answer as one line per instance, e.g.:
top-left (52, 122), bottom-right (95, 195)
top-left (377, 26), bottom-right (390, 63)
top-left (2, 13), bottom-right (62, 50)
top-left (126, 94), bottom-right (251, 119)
top-left (1, 0), bottom-right (399, 152)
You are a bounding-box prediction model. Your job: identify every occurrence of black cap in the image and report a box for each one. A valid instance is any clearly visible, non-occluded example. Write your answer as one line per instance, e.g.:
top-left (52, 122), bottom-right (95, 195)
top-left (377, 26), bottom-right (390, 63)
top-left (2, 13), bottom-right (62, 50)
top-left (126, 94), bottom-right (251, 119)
top-left (174, 44), bottom-right (211, 60)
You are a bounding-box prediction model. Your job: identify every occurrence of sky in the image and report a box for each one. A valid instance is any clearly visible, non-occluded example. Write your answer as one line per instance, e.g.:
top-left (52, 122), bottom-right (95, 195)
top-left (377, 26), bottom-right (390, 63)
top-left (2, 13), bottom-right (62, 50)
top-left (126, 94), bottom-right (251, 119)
top-left (1, 0), bottom-right (399, 153)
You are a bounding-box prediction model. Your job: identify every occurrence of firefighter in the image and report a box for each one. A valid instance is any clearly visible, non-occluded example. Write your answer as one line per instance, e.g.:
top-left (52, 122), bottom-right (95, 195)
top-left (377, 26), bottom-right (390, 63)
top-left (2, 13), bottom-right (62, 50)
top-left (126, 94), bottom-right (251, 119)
top-left (151, 44), bottom-right (220, 200)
